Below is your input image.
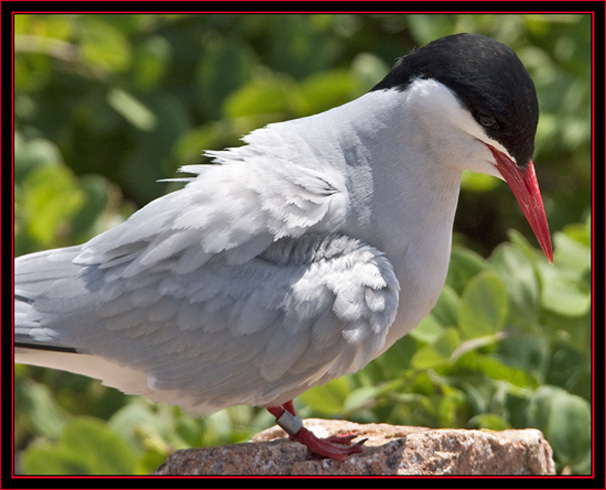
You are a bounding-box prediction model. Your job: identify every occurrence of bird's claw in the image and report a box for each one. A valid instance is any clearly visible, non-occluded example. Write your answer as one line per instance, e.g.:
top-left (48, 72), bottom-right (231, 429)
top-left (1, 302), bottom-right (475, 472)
top-left (292, 426), bottom-right (365, 460)
top-left (324, 432), bottom-right (366, 446)
top-left (268, 402), bottom-right (365, 459)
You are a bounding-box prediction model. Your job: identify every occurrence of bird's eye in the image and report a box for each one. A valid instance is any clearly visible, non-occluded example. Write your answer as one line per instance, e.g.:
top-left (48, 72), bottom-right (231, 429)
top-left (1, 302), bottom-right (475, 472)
top-left (477, 110), bottom-right (498, 128)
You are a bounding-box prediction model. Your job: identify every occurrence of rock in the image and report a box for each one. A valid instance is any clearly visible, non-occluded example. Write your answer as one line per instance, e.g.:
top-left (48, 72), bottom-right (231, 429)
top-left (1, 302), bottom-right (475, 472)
top-left (152, 418), bottom-right (555, 475)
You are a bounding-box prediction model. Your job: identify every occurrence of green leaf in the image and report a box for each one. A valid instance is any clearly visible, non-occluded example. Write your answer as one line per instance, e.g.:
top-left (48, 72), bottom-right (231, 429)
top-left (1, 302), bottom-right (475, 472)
top-left (410, 345), bottom-right (447, 370)
top-left (62, 418), bottom-right (138, 473)
top-left (351, 53), bottom-right (390, 91)
top-left (132, 36), bottom-right (171, 91)
top-left (446, 247), bottom-right (487, 295)
top-left (195, 36), bottom-right (255, 119)
top-left (344, 385), bottom-right (381, 412)
top-left (553, 228), bottom-right (591, 274)
top-left (122, 93), bottom-right (191, 203)
top-left (295, 69), bottom-right (362, 116)
top-left (267, 14), bottom-right (336, 78)
top-left (68, 174), bottom-right (109, 241)
top-left (491, 242), bottom-right (540, 328)
top-left (14, 134), bottom-right (63, 183)
top-left (108, 399), bottom-right (171, 451)
top-left (14, 378), bottom-right (70, 440)
top-left (201, 409), bottom-right (233, 444)
top-left (429, 284), bottom-right (460, 328)
top-left (107, 88), bottom-right (158, 131)
top-left (477, 356), bottom-right (535, 388)
top-left (538, 261), bottom-right (590, 317)
top-left (411, 328), bottom-right (460, 369)
top-left (366, 334), bottom-right (416, 377)
top-left (21, 163), bottom-right (86, 245)
top-left (412, 313), bottom-right (445, 343)
top-left (499, 334), bottom-right (551, 382)
top-left (438, 386), bottom-right (467, 426)
top-left (561, 216), bottom-right (590, 247)
top-left (22, 417), bottom-right (138, 475)
top-left (458, 271), bottom-right (508, 339)
top-left (22, 446), bottom-right (92, 475)
top-left (547, 344), bottom-right (590, 397)
top-left (223, 75), bottom-right (296, 119)
top-left (526, 386), bottom-right (591, 473)
top-left (299, 377), bottom-right (350, 415)
top-left (461, 169), bottom-right (500, 192)
top-left (80, 17), bottom-right (132, 72)
top-left (468, 413), bottom-right (512, 431)
top-left (407, 14), bottom-right (457, 44)
top-left (507, 229), bottom-right (540, 262)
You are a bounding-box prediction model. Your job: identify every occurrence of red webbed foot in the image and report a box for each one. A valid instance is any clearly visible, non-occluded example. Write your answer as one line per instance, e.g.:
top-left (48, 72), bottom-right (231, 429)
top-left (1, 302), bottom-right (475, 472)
top-left (267, 401), bottom-right (365, 460)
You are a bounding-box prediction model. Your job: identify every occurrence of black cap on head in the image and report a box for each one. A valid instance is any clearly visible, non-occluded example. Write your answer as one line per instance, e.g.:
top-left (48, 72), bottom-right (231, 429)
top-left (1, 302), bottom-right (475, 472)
top-left (372, 33), bottom-right (539, 168)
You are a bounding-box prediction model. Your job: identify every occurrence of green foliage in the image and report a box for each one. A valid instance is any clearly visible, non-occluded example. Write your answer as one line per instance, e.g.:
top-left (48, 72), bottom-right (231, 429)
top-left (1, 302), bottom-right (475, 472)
top-left (22, 418), bottom-right (138, 475)
top-left (458, 271), bottom-right (508, 338)
top-left (14, 14), bottom-right (591, 475)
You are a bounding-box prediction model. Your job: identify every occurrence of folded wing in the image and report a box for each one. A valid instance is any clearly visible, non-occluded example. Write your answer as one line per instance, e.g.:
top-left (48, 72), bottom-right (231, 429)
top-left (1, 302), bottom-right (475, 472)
top-left (15, 155), bottom-right (399, 414)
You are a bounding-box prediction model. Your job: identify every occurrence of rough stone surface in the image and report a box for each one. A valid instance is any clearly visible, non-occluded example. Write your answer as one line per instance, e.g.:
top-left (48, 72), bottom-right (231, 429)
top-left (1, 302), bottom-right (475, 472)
top-left (152, 418), bottom-right (555, 475)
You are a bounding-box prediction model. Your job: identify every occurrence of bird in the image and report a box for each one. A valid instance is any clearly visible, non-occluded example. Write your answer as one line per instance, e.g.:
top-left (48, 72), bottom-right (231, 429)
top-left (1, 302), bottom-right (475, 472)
top-left (14, 33), bottom-right (553, 460)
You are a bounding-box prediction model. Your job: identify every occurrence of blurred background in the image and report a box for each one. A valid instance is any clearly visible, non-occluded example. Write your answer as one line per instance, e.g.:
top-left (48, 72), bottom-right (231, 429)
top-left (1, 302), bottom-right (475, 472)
top-left (14, 14), bottom-right (592, 474)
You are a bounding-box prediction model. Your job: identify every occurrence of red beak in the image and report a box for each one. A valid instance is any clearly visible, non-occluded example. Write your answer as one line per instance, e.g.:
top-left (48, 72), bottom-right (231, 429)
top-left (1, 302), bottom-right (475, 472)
top-left (486, 144), bottom-right (553, 264)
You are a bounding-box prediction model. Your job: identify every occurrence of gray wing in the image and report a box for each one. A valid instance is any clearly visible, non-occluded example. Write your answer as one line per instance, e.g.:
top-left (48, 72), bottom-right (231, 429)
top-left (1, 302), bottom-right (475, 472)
top-left (15, 154), bottom-right (398, 414)
top-left (15, 233), bottom-right (399, 415)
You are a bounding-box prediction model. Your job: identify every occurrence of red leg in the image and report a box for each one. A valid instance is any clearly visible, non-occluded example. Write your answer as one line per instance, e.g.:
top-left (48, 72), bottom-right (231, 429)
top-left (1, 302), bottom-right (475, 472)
top-left (283, 399), bottom-right (296, 415)
top-left (266, 401), bottom-right (364, 460)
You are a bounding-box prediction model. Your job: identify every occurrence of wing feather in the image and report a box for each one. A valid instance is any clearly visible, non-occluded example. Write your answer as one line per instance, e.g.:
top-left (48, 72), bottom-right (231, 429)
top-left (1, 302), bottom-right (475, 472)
top-left (15, 136), bottom-right (400, 413)
top-left (15, 231), bottom-right (399, 412)
top-left (74, 148), bottom-right (348, 275)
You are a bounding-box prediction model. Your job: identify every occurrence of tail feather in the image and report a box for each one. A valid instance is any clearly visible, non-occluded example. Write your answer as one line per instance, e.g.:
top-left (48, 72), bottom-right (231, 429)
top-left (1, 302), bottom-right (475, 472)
top-left (13, 246), bottom-right (166, 404)
top-left (14, 246), bottom-right (84, 352)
